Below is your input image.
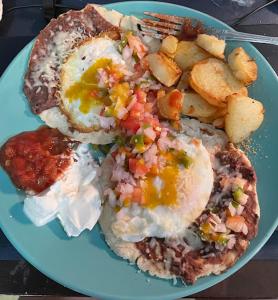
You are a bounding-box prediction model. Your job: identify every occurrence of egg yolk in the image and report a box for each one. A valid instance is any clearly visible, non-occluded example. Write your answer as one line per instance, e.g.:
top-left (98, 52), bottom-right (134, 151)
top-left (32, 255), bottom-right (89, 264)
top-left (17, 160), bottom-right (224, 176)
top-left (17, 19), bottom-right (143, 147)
top-left (65, 58), bottom-right (124, 114)
top-left (108, 82), bottom-right (130, 118)
top-left (141, 150), bottom-right (192, 209)
top-left (142, 164), bottom-right (179, 209)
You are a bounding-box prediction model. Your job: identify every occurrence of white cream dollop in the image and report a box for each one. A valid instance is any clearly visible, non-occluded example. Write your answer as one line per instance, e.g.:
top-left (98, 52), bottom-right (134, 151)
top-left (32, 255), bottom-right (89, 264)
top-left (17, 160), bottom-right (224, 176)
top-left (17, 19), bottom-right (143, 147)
top-left (23, 144), bottom-right (102, 237)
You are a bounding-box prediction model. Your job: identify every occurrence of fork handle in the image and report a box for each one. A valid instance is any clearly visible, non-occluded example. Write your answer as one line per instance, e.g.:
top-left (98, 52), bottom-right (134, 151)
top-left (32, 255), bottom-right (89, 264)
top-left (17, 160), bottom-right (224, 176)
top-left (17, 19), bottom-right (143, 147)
top-left (220, 30), bottom-right (278, 46)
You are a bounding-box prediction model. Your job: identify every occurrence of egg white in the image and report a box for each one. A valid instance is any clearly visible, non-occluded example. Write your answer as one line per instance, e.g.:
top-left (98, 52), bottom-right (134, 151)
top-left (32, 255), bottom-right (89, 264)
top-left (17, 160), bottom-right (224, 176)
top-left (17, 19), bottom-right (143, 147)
top-left (111, 135), bottom-right (214, 242)
top-left (60, 37), bottom-right (127, 132)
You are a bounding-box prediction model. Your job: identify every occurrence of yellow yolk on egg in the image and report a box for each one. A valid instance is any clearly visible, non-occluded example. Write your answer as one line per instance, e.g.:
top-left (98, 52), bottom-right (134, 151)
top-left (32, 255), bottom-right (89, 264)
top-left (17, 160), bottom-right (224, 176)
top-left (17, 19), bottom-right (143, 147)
top-left (107, 82), bottom-right (130, 118)
top-left (142, 165), bottom-right (179, 209)
top-left (110, 134), bottom-right (214, 242)
top-left (142, 150), bottom-right (192, 209)
top-left (65, 58), bottom-right (123, 114)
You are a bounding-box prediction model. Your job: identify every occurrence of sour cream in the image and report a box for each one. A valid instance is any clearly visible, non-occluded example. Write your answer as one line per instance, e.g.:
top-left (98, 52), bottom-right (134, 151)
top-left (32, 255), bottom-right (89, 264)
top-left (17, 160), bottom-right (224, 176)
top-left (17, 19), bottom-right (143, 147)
top-left (23, 144), bottom-right (102, 237)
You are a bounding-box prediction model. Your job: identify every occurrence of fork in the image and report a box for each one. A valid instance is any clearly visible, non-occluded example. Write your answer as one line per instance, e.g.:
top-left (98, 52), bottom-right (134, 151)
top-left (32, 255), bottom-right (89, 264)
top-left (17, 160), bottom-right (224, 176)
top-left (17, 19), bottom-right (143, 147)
top-left (140, 12), bottom-right (278, 46)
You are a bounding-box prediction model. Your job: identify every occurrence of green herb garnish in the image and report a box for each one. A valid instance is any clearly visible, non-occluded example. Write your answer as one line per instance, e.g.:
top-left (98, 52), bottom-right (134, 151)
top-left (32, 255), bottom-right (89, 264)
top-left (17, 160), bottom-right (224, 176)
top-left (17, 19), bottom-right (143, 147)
top-left (232, 186), bottom-right (244, 205)
top-left (130, 134), bottom-right (144, 146)
top-left (118, 38), bottom-right (128, 53)
top-left (115, 135), bottom-right (126, 146)
top-left (176, 151), bottom-right (193, 169)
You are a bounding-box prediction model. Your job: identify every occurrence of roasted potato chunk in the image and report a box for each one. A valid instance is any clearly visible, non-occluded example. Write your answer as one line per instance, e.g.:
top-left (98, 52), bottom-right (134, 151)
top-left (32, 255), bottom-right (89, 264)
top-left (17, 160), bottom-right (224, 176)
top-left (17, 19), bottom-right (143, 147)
top-left (189, 58), bottom-right (248, 107)
top-left (182, 92), bottom-right (217, 118)
top-left (196, 34), bottom-right (225, 59)
top-left (174, 41), bottom-right (211, 70)
top-left (194, 106), bottom-right (227, 126)
top-left (228, 47), bottom-right (258, 85)
top-left (177, 71), bottom-right (191, 91)
top-left (225, 94), bottom-right (264, 143)
top-left (157, 89), bottom-right (183, 120)
top-left (146, 52), bottom-right (182, 87)
top-left (160, 35), bottom-right (179, 58)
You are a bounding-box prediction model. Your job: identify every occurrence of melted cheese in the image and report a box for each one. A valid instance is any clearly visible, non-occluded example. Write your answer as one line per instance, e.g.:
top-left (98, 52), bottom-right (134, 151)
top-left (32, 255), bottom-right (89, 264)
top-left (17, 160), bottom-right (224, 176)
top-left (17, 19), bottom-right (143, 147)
top-left (31, 30), bottom-right (85, 91)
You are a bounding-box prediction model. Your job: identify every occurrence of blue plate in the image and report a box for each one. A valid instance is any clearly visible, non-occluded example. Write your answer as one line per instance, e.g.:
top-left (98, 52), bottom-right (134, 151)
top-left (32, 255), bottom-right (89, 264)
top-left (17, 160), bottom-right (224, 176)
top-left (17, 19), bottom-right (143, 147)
top-left (0, 2), bottom-right (278, 299)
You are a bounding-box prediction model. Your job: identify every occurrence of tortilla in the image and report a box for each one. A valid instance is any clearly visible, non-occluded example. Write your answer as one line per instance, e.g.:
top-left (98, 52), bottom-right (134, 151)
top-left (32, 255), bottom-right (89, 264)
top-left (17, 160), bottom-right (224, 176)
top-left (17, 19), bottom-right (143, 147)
top-left (99, 118), bottom-right (259, 283)
top-left (23, 4), bottom-right (159, 144)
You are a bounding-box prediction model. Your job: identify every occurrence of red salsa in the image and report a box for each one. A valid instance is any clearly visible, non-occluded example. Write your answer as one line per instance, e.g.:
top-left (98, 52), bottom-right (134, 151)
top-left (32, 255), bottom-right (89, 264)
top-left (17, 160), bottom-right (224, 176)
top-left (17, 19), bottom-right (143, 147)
top-left (0, 126), bottom-right (75, 194)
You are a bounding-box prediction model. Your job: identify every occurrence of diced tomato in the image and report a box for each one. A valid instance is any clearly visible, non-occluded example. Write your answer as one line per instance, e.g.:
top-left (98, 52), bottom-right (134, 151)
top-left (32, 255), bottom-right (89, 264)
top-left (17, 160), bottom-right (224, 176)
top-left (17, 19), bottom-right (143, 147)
top-left (128, 158), bottom-right (138, 174)
top-left (120, 117), bottom-right (140, 134)
top-left (132, 102), bottom-right (144, 112)
top-left (129, 110), bottom-right (141, 119)
top-left (129, 158), bottom-right (149, 177)
top-left (127, 34), bottom-right (148, 59)
top-left (132, 187), bottom-right (142, 203)
top-left (135, 88), bottom-right (146, 103)
top-left (136, 163), bottom-right (149, 177)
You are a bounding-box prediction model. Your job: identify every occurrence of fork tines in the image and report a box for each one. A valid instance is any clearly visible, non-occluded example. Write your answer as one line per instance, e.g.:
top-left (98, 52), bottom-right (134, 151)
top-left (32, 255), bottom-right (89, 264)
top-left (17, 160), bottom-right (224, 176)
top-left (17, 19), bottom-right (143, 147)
top-left (140, 11), bottom-right (185, 39)
top-left (140, 11), bottom-right (186, 39)
top-left (144, 12), bottom-right (184, 25)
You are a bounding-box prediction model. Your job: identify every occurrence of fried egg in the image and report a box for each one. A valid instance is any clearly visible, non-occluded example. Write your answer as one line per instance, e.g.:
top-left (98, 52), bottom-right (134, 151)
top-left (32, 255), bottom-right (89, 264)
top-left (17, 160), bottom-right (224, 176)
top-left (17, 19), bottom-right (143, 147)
top-left (60, 37), bottom-right (129, 132)
top-left (102, 134), bottom-right (214, 242)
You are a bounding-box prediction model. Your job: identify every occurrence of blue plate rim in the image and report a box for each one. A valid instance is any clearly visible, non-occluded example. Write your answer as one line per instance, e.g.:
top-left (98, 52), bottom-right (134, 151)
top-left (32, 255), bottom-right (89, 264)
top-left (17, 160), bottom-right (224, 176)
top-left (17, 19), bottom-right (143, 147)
top-left (0, 1), bottom-right (278, 299)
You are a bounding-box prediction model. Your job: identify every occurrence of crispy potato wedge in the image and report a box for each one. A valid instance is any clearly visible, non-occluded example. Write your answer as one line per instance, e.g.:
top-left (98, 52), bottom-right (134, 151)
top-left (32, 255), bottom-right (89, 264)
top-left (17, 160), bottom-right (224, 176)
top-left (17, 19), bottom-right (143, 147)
top-left (182, 92), bottom-right (217, 118)
top-left (177, 71), bottom-right (191, 91)
top-left (160, 35), bottom-right (179, 58)
top-left (196, 34), bottom-right (225, 59)
top-left (193, 106), bottom-right (227, 126)
top-left (174, 41), bottom-right (211, 70)
top-left (157, 89), bottom-right (183, 120)
top-left (225, 94), bottom-right (264, 143)
top-left (146, 52), bottom-right (182, 87)
top-left (189, 58), bottom-right (248, 107)
top-left (228, 47), bottom-right (258, 85)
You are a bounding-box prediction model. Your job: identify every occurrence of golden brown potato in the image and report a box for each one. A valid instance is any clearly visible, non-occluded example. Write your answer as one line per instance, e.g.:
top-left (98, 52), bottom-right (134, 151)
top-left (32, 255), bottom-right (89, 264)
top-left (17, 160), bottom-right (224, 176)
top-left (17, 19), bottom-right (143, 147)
top-left (189, 58), bottom-right (248, 107)
top-left (225, 94), bottom-right (264, 143)
top-left (174, 41), bottom-right (211, 70)
top-left (157, 89), bottom-right (183, 120)
top-left (192, 106), bottom-right (227, 126)
top-left (196, 34), bottom-right (225, 59)
top-left (177, 71), bottom-right (191, 91)
top-left (228, 47), bottom-right (258, 85)
top-left (182, 92), bottom-right (217, 118)
top-left (160, 35), bottom-right (179, 58)
top-left (146, 52), bottom-right (182, 87)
